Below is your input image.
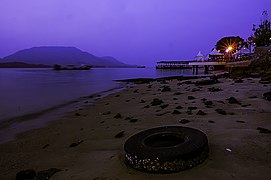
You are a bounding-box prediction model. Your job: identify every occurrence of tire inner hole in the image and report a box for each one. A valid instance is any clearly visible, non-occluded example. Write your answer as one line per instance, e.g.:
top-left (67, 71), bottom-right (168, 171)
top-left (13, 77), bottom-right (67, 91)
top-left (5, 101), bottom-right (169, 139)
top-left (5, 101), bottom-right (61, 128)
top-left (144, 133), bottom-right (185, 148)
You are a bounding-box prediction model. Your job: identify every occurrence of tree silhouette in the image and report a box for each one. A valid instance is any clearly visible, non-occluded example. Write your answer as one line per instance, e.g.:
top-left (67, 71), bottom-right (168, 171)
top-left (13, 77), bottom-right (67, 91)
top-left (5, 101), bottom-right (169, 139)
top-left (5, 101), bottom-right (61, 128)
top-left (253, 11), bottom-right (271, 46)
top-left (215, 36), bottom-right (244, 54)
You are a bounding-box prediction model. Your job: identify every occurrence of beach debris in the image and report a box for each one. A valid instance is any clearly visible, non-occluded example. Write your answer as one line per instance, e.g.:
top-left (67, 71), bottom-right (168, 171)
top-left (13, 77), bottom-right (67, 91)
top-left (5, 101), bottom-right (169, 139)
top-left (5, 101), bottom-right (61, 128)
top-left (234, 79), bottom-right (243, 83)
top-left (75, 113), bottom-right (81, 116)
top-left (140, 100), bottom-right (146, 103)
top-left (197, 110), bottom-right (207, 115)
top-left (174, 92), bottom-right (183, 95)
top-left (175, 105), bottom-right (183, 109)
top-left (195, 79), bottom-right (217, 86)
top-left (151, 98), bottom-right (164, 106)
top-left (215, 109), bottom-right (227, 115)
top-left (188, 96), bottom-right (196, 100)
top-left (42, 144), bottom-right (50, 149)
top-left (69, 140), bottom-right (84, 147)
top-left (227, 97), bottom-right (241, 105)
top-left (257, 127), bottom-right (271, 134)
top-left (102, 111), bottom-right (111, 115)
top-left (179, 119), bottom-right (190, 124)
top-left (160, 104), bottom-right (169, 109)
top-left (36, 168), bottom-right (61, 180)
top-left (236, 120), bottom-right (245, 123)
top-left (16, 169), bottom-right (36, 180)
top-left (156, 111), bottom-right (171, 116)
top-left (208, 87), bottom-right (222, 92)
top-left (143, 105), bottom-right (150, 108)
top-left (226, 148), bottom-right (232, 152)
top-left (172, 110), bottom-right (181, 114)
top-left (208, 120), bottom-right (215, 123)
top-left (263, 91), bottom-right (271, 101)
top-left (161, 86), bottom-right (171, 92)
top-left (188, 106), bottom-right (197, 110)
top-left (115, 131), bottom-right (125, 138)
top-left (114, 113), bottom-right (122, 119)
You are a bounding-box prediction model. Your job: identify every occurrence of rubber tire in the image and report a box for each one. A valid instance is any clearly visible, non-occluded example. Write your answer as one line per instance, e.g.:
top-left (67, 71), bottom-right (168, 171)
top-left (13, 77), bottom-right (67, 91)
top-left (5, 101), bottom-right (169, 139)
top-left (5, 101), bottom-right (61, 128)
top-left (124, 126), bottom-right (209, 173)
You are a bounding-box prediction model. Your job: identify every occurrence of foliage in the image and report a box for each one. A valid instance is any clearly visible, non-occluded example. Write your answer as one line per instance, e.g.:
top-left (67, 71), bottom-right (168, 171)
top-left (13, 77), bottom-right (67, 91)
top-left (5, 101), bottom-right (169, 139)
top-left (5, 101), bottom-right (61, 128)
top-left (215, 36), bottom-right (244, 53)
top-left (253, 11), bottom-right (271, 47)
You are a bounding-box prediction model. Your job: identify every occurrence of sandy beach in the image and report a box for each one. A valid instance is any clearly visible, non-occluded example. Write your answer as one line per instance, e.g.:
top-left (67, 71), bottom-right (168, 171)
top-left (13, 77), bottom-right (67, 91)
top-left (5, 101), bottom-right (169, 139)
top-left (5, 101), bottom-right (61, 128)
top-left (0, 76), bottom-right (270, 180)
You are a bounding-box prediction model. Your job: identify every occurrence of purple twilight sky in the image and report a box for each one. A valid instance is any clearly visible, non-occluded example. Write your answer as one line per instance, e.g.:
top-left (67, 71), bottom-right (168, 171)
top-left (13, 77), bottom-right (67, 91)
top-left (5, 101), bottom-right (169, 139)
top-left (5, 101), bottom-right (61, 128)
top-left (0, 0), bottom-right (270, 66)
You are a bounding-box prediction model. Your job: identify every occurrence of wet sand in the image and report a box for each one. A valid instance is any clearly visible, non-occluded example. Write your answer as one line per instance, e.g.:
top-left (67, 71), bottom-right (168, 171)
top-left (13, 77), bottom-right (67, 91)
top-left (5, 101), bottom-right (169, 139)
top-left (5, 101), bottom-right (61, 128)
top-left (0, 77), bottom-right (270, 179)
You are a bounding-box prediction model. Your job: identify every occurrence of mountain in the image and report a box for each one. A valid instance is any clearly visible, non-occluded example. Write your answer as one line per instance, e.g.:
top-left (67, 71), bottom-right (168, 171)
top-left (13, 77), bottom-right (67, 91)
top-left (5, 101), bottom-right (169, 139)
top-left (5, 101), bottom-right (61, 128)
top-left (0, 62), bottom-right (51, 68)
top-left (2, 46), bottom-right (129, 67)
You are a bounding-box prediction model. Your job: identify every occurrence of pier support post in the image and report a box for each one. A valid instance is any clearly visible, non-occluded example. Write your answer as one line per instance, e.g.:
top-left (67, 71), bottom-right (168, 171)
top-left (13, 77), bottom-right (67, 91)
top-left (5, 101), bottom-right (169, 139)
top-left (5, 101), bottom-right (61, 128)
top-left (204, 65), bottom-right (209, 74)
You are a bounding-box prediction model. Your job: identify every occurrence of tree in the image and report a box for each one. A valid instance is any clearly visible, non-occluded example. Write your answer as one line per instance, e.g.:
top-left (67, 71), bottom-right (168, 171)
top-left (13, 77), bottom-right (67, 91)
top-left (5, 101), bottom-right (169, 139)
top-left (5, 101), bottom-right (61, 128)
top-left (253, 11), bottom-right (271, 46)
top-left (215, 36), bottom-right (244, 54)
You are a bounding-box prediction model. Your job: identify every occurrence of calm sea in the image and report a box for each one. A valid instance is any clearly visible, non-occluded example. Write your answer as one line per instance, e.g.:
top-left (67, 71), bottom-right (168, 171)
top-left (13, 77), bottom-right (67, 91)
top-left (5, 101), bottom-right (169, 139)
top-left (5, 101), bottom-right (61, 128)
top-left (0, 67), bottom-right (198, 122)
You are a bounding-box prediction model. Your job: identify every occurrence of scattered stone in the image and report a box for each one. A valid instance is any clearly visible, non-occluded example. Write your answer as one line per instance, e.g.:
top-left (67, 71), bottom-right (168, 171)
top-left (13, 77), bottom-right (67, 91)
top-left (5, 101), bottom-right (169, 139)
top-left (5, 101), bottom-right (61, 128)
top-left (195, 79), bottom-right (217, 85)
top-left (257, 127), bottom-right (271, 134)
top-left (197, 110), bottom-right (207, 115)
top-left (191, 88), bottom-right (200, 92)
top-left (115, 131), bottom-right (125, 138)
top-left (208, 120), bottom-right (215, 123)
top-left (234, 79), bottom-right (243, 83)
top-left (235, 90), bottom-right (239, 92)
top-left (208, 87), bottom-right (222, 92)
top-left (69, 140), bottom-right (84, 147)
top-left (249, 96), bottom-right (258, 99)
top-left (186, 110), bottom-right (192, 115)
top-left (16, 169), bottom-right (36, 180)
top-left (156, 111), bottom-right (171, 116)
top-left (100, 121), bottom-right (105, 124)
top-left (201, 98), bottom-right (207, 102)
top-left (179, 119), bottom-right (190, 124)
top-left (42, 144), bottom-right (49, 149)
top-left (175, 105), bottom-right (183, 109)
top-left (114, 113), bottom-right (122, 119)
top-left (125, 100), bottom-right (130, 102)
top-left (133, 89), bottom-right (139, 93)
top-left (173, 97), bottom-right (178, 100)
top-left (36, 168), bottom-right (61, 180)
top-left (140, 100), bottom-right (146, 103)
top-left (129, 119), bottom-right (138, 123)
top-left (263, 91), bottom-right (271, 101)
top-left (204, 101), bottom-right (213, 106)
top-left (151, 98), bottom-right (164, 106)
top-left (84, 101), bottom-right (89, 104)
top-left (236, 120), bottom-right (245, 123)
top-left (174, 92), bottom-right (183, 95)
top-left (241, 104), bottom-right (251, 107)
top-left (215, 109), bottom-right (227, 115)
top-left (75, 113), bottom-right (81, 116)
top-left (105, 103), bottom-right (109, 105)
top-left (172, 110), bottom-right (181, 114)
top-left (160, 104), bottom-right (169, 109)
top-left (147, 85), bottom-right (152, 88)
top-left (102, 111), bottom-right (111, 115)
top-left (188, 96), bottom-right (196, 100)
top-left (161, 86), bottom-right (171, 92)
top-left (115, 95), bottom-right (120, 97)
top-left (88, 95), bottom-right (93, 98)
top-left (227, 97), bottom-right (241, 105)
top-left (217, 100), bottom-right (225, 104)
top-left (143, 105), bottom-right (150, 108)
top-left (188, 106), bottom-right (197, 110)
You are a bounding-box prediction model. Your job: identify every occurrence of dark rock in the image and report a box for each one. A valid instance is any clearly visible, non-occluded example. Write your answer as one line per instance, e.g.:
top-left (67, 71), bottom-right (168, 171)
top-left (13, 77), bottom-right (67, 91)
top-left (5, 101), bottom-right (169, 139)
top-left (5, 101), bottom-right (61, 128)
top-left (195, 79), bottom-right (217, 85)
top-left (42, 144), bottom-right (49, 149)
top-left (156, 111), bottom-right (171, 116)
top-left (147, 85), bottom-right (152, 88)
top-left (249, 96), bottom-right (258, 99)
top-left (208, 87), bottom-right (222, 92)
top-left (179, 119), bottom-right (190, 124)
top-left (201, 98), bottom-right (207, 102)
top-left (172, 110), bottom-right (181, 114)
top-left (143, 105), bottom-right (150, 108)
top-left (236, 120), bottom-right (245, 123)
top-left (175, 105), bottom-right (183, 109)
top-left (257, 127), bottom-right (271, 134)
top-left (114, 113), bottom-right (122, 118)
top-left (36, 168), bottom-right (61, 180)
top-left (75, 113), bottom-right (81, 116)
top-left (69, 140), bottom-right (84, 147)
top-left (204, 101), bottom-right (213, 106)
top-left (160, 104), bottom-right (169, 109)
top-left (186, 110), bottom-right (192, 115)
top-left (16, 169), bottom-right (36, 180)
top-left (133, 89), bottom-right (139, 93)
top-left (174, 92), bottom-right (183, 95)
top-left (140, 100), bottom-right (146, 103)
top-left (191, 88), bottom-right (200, 92)
top-left (217, 100), bottom-right (225, 104)
top-left (151, 98), bottom-right (164, 106)
top-left (129, 119), bottom-right (138, 123)
top-left (84, 101), bottom-right (89, 104)
top-left (161, 86), bottom-right (171, 92)
top-left (115, 95), bottom-right (120, 97)
top-left (263, 91), bottom-right (271, 101)
top-left (215, 109), bottom-right (227, 115)
top-left (241, 104), bottom-right (251, 107)
top-left (188, 96), bottom-right (196, 100)
top-left (227, 97), bottom-right (241, 105)
top-left (234, 79), bottom-right (243, 83)
top-left (188, 106), bottom-right (197, 110)
top-left (102, 111), bottom-right (111, 115)
top-left (208, 120), bottom-right (215, 123)
top-left (115, 131), bottom-right (125, 138)
top-left (197, 110), bottom-right (207, 115)
top-left (125, 100), bottom-right (130, 102)
top-left (173, 98), bottom-right (178, 100)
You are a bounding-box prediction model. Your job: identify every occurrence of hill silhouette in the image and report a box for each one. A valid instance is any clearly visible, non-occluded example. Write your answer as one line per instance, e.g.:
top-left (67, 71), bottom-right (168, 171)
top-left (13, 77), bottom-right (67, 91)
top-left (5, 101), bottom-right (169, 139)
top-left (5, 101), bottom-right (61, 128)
top-left (2, 46), bottom-right (129, 67)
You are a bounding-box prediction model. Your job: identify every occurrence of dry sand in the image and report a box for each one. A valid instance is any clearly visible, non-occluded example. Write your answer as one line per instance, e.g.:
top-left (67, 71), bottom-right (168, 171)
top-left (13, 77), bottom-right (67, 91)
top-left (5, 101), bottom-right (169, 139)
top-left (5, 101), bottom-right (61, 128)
top-left (0, 77), bottom-right (270, 180)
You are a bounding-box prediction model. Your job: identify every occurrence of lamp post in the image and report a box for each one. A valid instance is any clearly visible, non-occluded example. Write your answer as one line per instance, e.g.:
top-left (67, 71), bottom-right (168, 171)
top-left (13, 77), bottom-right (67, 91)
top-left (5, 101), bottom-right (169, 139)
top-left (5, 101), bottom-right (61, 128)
top-left (225, 46), bottom-right (233, 61)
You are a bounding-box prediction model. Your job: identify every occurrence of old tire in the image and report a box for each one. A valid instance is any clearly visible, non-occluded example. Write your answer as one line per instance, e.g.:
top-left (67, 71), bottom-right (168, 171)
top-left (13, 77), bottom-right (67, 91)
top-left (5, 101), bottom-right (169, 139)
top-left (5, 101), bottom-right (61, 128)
top-left (124, 126), bottom-right (209, 173)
